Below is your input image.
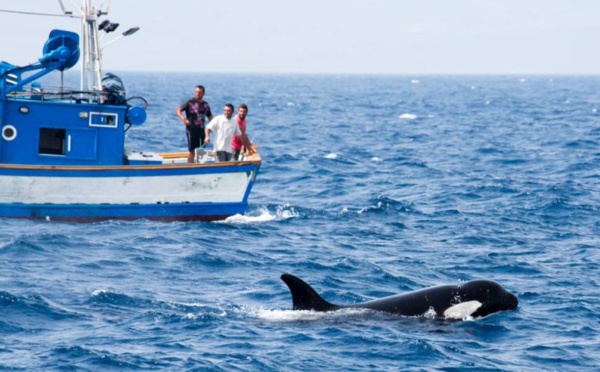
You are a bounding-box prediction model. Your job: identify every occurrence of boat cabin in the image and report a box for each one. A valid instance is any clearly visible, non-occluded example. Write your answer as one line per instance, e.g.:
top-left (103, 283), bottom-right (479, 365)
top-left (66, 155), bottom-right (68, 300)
top-left (0, 29), bottom-right (145, 167)
top-left (0, 95), bottom-right (130, 166)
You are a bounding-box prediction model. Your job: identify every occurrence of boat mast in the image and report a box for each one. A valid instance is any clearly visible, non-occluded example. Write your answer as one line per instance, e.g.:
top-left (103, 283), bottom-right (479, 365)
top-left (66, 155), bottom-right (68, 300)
top-left (79, 1), bottom-right (88, 92)
top-left (83, 0), bottom-right (104, 96)
top-left (60, 0), bottom-right (107, 96)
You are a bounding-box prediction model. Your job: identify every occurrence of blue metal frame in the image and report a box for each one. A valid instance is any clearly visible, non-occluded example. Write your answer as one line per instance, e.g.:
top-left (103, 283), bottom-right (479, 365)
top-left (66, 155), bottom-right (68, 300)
top-left (0, 30), bottom-right (80, 98)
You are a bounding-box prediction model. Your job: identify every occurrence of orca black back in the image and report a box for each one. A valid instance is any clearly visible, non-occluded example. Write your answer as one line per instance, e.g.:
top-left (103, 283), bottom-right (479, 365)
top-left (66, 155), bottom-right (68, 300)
top-left (281, 273), bottom-right (518, 319)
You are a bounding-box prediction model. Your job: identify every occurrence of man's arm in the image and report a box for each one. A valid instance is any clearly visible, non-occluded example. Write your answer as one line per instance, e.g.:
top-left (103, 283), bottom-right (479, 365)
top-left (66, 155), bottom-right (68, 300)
top-left (204, 127), bottom-right (212, 144)
top-left (176, 105), bottom-right (189, 125)
top-left (204, 117), bottom-right (217, 144)
top-left (240, 133), bottom-right (254, 154)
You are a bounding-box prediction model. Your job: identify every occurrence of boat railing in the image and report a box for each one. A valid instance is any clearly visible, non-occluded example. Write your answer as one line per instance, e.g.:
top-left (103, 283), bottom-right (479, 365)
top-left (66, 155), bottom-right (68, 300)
top-left (7, 84), bottom-right (124, 104)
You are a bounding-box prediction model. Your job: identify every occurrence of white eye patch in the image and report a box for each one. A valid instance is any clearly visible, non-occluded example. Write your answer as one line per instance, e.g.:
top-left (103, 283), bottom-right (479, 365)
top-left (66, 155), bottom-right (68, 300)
top-left (443, 301), bottom-right (482, 319)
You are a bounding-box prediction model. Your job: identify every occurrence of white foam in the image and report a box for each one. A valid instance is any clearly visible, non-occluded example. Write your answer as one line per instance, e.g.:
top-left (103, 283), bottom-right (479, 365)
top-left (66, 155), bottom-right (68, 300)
top-left (325, 153), bottom-right (338, 159)
top-left (256, 309), bottom-right (326, 321)
top-left (91, 289), bottom-right (112, 296)
top-left (358, 201), bottom-right (383, 214)
top-left (399, 113), bottom-right (417, 120)
top-left (371, 157), bottom-right (382, 162)
top-left (224, 212), bottom-right (276, 224)
top-left (253, 308), bottom-right (369, 322)
top-left (423, 307), bottom-right (438, 319)
top-left (221, 205), bottom-right (299, 224)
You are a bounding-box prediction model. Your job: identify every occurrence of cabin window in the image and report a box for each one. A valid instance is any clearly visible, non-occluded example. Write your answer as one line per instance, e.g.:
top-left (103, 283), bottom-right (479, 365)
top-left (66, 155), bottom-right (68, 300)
top-left (89, 112), bottom-right (118, 128)
top-left (39, 128), bottom-right (66, 155)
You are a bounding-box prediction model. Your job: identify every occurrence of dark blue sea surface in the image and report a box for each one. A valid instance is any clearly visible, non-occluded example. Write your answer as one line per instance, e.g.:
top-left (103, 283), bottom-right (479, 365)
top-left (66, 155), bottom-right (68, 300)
top-left (1, 73), bottom-right (600, 370)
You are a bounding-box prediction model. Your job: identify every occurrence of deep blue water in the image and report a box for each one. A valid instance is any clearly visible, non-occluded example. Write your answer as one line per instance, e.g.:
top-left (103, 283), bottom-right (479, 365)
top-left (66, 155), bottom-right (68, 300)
top-left (1, 73), bottom-right (600, 370)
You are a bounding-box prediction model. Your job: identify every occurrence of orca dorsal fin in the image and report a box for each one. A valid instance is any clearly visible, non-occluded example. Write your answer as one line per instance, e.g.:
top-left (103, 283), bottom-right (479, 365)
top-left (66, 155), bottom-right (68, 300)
top-left (281, 274), bottom-right (340, 312)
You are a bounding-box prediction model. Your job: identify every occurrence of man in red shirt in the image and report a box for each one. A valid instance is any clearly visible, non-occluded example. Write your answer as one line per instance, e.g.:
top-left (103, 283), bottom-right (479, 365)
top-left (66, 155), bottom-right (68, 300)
top-left (231, 103), bottom-right (252, 160)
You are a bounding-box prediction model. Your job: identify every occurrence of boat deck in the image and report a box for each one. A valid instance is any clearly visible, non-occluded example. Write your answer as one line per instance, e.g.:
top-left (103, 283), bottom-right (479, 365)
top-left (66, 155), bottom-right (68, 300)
top-left (124, 148), bottom-right (261, 166)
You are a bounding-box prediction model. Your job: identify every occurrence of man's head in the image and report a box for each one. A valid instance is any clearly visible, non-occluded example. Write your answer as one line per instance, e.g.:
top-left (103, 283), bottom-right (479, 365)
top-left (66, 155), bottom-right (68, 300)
top-left (194, 85), bottom-right (205, 100)
top-left (223, 103), bottom-right (235, 119)
top-left (238, 103), bottom-right (248, 119)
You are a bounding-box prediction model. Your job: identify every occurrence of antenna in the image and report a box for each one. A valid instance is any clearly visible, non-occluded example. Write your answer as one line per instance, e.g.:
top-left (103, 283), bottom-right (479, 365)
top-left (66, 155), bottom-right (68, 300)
top-left (57, 0), bottom-right (73, 15)
top-left (98, 0), bottom-right (112, 15)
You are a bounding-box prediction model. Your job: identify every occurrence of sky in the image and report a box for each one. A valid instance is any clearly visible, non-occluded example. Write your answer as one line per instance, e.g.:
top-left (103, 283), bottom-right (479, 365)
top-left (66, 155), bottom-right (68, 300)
top-left (0, 0), bottom-right (599, 75)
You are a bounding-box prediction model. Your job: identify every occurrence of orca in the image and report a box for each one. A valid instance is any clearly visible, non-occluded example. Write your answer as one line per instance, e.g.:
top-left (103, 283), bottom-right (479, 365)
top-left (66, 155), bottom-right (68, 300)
top-left (281, 273), bottom-right (518, 320)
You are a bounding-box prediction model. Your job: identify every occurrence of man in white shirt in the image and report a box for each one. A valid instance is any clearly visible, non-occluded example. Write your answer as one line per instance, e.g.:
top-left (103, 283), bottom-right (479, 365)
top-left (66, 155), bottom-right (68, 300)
top-left (204, 103), bottom-right (253, 162)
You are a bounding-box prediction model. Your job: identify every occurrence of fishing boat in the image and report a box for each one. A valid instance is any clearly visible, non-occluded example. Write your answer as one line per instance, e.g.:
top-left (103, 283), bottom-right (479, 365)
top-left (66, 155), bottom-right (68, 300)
top-left (0, 1), bottom-right (261, 221)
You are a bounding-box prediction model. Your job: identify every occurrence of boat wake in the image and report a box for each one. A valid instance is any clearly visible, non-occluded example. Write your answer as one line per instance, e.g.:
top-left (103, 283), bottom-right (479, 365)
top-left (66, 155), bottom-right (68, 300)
top-left (221, 205), bottom-right (299, 224)
top-left (252, 307), bottom-right (370, 322)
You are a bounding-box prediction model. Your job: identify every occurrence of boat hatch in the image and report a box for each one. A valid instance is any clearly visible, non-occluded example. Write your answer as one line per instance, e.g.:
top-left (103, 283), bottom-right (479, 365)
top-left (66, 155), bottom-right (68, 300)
top-left (38, 127), bottom-right (98, 160)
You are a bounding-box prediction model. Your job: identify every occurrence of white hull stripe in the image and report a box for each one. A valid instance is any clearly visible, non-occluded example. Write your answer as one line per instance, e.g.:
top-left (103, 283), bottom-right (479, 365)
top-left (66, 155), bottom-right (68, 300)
top-left (0, 171), bottom-right (255, 204)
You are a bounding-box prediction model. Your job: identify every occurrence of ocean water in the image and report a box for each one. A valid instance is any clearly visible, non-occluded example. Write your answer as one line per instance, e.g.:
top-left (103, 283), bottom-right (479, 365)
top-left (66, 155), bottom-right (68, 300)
top-left (1, 73), bottom-right (600, 371)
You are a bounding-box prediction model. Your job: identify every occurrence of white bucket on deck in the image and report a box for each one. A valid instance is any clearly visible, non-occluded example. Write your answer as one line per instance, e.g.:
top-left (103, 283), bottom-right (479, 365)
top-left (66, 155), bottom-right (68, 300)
top-left (195, 148), bottom-right (215, 163)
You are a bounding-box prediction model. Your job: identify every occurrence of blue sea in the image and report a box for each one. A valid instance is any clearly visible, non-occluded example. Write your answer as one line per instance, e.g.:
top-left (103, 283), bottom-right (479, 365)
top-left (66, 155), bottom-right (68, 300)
top-left (1, 73), bottom-right (599, 371)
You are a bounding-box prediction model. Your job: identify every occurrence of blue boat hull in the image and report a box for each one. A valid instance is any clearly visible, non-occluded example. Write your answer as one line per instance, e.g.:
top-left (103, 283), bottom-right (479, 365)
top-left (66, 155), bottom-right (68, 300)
top-left (1, 201), bottom-right (248, 222)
